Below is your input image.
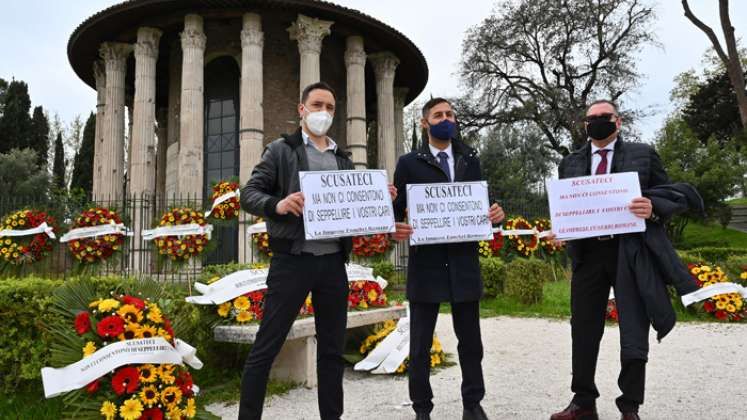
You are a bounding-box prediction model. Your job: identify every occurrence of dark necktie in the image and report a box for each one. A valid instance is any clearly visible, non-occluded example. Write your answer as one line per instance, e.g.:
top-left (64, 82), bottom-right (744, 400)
top-left (437, 151), bottom-right (451, 181)
top-left (595, 149), bottom-right (610, 175)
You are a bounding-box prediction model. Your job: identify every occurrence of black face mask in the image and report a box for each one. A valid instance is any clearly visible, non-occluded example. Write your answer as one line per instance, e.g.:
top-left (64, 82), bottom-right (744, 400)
top-left (586, 119), bottom-right (617, 141)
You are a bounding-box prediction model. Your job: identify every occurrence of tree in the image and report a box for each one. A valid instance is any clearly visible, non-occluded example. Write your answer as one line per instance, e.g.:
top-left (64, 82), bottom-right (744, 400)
top-left (682, 70), bottom-right (746, 146)
top-left (52, 132), bottom-right (66, 191)
top-left (0, 78), bottom-right (7, 118)
top-left (70, 113), bottom-right (95, 195)
top-left (458, 0), bottom-right (657, 154)
top-left (478, 124), bottom-right (559, 219)
top-left (682, 0), bottom-right (747, 128)
top-left (409, 122), bottom-right (418, 153)
top-left (655, 116), bottom-right (744, 240)
top-left (0, 79), bottom-right (32, 153)
top-left (29, 106), bottom-right (49, 169)
top-left (0, 149), bottom-right (50, 197)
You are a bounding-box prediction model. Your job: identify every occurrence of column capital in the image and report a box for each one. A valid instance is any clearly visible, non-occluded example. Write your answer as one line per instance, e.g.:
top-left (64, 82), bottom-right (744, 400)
top-left (287, 14), bottom-right (333, 55)
top-left (99, 42), bottom-right (132, 69)
top-left (181, 14), bottom-right (206, 50)
top-left (134, 27), bottom-right (162, 59)
top-left (241, 29), bottom-right (264, 49)
top-left (394, 87), bottom-right (409, 108)
top-left (93, 60), bottom-right (106, 87)
top-left (369, 51), bottom-right (400, 80)
top-left (344, 36), bottom-right (366, 67)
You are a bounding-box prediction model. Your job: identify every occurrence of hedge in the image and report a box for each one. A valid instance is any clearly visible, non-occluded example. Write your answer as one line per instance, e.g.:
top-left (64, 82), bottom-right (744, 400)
top-left (480, 257), bottom-right (506, 298)
top-left (502, 258), bottom-right (552, 305)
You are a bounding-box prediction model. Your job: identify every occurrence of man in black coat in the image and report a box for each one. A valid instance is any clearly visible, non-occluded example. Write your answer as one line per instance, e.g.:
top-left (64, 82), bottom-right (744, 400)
top-left (239, 82), bottom-right (396, 420)
top-left (548, 100), bottom-right (669, 420)
top-left (391, 97), bottom-right (505, 420)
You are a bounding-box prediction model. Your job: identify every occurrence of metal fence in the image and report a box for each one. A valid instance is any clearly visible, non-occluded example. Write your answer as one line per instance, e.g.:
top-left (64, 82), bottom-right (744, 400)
top-left (0, 192), bottom-right (548, 282)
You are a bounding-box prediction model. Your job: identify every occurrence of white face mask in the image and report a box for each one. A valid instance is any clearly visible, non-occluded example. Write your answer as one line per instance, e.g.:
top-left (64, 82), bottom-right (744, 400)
top-left (303, 108), bottom-right (334, 137)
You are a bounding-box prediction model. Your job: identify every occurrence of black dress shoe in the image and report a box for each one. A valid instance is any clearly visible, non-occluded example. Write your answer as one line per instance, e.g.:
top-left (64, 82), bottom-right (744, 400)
top-left (415, 413), bottom-right (431, 420)
top-left (621, 413), bottom-right (641, 420)
top-left (549, 402), bottom-right (599, 420)
top-left (463, 405), bottom-right (489, 420)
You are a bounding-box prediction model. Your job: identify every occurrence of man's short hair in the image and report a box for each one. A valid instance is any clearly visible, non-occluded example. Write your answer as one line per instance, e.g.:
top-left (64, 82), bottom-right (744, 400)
top-left (586, 99), bottom-right (619, 115)
top-left (422, 97), bottom-right (452, 118)
top-left (301, 82), bottom-right (336, 104)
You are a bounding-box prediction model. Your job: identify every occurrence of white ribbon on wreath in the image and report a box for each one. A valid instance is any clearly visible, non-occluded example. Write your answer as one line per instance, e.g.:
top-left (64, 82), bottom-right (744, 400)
top-left (142, 224), bottom-right (214, 241)
top-left (41, 337), bottom-right (203, 398)
top-left (681, 282), bottom-right (747, 307)
top-left (247, 221), bottom-right (267, 235)
top-left (59, 222), bottom-right (132, 243)
top-left (0, 222), bottom-right (56, 240)
top-left (204, 189), bottom-right (240, 218)
top-left (493, 226), bottom-right (553, 239)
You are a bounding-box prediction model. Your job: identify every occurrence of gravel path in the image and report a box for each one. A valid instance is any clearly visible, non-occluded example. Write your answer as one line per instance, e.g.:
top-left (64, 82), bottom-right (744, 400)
top-left (207, 316), bottom-right (747, 419)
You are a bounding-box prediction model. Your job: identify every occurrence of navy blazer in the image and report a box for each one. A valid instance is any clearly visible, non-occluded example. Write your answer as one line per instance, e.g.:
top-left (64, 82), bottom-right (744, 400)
top-left (393, 140), bottom-right (484, 303)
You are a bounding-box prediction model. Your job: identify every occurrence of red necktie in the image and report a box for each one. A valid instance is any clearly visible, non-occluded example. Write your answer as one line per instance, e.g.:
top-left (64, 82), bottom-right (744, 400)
top-left (595, 149), bottom-right (609, 175)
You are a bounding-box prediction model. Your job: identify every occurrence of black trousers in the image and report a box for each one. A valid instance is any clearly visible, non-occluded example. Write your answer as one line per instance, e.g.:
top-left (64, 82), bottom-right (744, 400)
top-left (239, 252), bottom-right (349, 420)
top-left (570, 239), bottom-right (647, 413)
top-left (409, 300), bottom-right (485, 414)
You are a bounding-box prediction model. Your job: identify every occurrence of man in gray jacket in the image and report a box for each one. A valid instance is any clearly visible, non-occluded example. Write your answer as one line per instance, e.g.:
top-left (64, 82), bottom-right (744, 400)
top-left (238, 82), bottom-right (395, 420)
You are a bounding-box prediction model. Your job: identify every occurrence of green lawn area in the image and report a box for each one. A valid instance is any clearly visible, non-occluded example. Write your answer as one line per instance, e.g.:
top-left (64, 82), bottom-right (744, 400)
top-left (678, 221), bottom-right (747, 249)
top-left (727, 197), bottom-right (747, 206)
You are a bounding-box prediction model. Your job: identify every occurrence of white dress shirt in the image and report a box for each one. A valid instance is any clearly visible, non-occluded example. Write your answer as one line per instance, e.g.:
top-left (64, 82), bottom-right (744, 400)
top-left (590, 138), bottom-right (617, 175)
top-left (428, 143), bottom-right (455, 181)
top-left (301, 129), bottom-right (337, 152)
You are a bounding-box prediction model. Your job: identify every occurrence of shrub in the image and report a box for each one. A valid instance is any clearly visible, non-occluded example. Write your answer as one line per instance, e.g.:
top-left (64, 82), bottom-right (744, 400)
top-left (684, 247), bottom-right (747, 264)
top-left (503, 258), bottom-right (549, 304)
top-left (479, 257), bottom-right (505, 298)
top-left (371, 260), bottom-right (395, 280)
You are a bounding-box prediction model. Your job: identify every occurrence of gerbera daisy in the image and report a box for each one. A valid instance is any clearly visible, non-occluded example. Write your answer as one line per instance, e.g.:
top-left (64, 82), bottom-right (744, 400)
top-left (217, 302), bottom-right (231, 318)
top-left (236, 310), bottom-right (253, 323)
top-left (100, 401), bottom-right (117, 420)
top-left (97, 315), bottom-right (125, 338)
top-left (122, 295), bottom-right (146, 310)
top-left (233, 296), bottom-right (250, 310)
top-left (119, 398), bottom-right (144, 420)
top-left (74, 311), bottom-right (91, 335)
top-left (184, 398), bottom-right (197, 418)
top-left (112, 366), bottom-right (140, 395)
top-left (97, 298), bottom-right (120, 312)
top-left (82, 341), bottom-right (97, 357)
top-left (139, 408), bottom-right (163, 420)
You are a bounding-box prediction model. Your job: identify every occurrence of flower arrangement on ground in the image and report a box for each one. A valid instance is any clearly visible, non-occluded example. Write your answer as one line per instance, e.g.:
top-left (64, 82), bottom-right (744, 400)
top-left (154, 207), bottom-right (209, 264)
top-left (251, 218), bottom-right (272, 258)
top-left (0, 209), bottom-right (56, 266)
top-left (688, 263), bottom-right (746, 322)
top-left (208, 180), bottom-right (241, 221)
top-left (478, 231), bottom-right (503, 258)
top-left (358, 320), bottom-right (445, 373)
top-left (68, 207), bottom-right (125, 265)
top-left (347, 280), bottom-right (387, 310)
top-left (504, 217), bottom-right (539, 257)
top-left (606, 299), bottom-right (618, 322)
top-left (46, 279), bottom-right (204, 419)
top-left (534, 218), bottom-right (563, 256)
top-left (351, 234), bottom-right (391, 258)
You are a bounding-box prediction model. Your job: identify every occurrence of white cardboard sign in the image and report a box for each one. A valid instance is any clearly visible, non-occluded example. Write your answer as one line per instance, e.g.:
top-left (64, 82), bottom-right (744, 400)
top-left (406, 181), bottom-right (493, 246)
top-left (299, 170), bottom-right (395, 240)
top-left (546, 172), bottom-right (646, 240)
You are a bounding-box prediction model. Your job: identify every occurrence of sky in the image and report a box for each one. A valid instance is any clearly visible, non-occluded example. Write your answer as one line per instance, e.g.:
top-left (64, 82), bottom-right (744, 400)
top-left (1, 0), bottom-right (745, 143)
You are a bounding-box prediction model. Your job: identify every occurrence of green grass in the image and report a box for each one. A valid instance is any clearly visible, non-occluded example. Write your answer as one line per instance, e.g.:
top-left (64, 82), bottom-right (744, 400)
top-left (727, 197), bottom-right (747, 206)
top-left (678, 221), bottom-right (747, 249)
top-left (0, 387), bottom-right (64, 419)
top-left (480, 280), bottom-right (572, 319)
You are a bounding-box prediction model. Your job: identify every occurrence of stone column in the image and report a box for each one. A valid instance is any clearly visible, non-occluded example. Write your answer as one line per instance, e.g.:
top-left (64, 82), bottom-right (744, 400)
top-left (345, 36), bottom-right (367, 169)
top-left (287, 14), bottom-right (333, 97)
top-left (130, 27), bottom-right (162, 198)
top-left (165, 43), bottom-right (181, 198)
top-left (126, 103), bottom-right (134, 195)
top-left (238, 13), bottom-right (265, 263)
top-left (369, 52), bottom-right (400, 179)
top-left (156, 107), bottom-right (168, 203)
top-left (178, 14), bottom-right (206, 199)
top-left (99, 42), bottom-right (132, 200)
top-left (394, 87), bottom-right (409, 159)
top-left (92, 60), bottom-right (106, 199)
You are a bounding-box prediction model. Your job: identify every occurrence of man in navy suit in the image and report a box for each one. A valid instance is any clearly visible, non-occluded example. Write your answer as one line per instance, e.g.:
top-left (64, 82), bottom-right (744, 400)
top-left (391, 97), bottom-right (505, 420)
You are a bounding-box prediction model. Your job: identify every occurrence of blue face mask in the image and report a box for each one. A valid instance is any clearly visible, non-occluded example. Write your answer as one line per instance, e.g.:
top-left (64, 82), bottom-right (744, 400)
top-left (429, 119), bottom-right (456, 141)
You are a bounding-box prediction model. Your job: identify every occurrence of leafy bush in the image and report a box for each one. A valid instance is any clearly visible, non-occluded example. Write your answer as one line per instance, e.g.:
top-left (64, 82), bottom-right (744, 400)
top-left (503, 258), bottom-right (550, 305)
top-left (684, 247), bottom-right (747, 265)
top-left (479, 257), bottom-right (505, 298)
top-left (371, 260), bottom-right (395, 280)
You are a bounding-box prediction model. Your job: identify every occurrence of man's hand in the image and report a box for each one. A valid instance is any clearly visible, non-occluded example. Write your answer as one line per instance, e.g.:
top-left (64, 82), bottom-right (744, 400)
top-left (276, 192), bottom-right (305, 216)
top-left (630, 197), bottom-right (653, 219)
top-left (544, 231), bottom-right (566, 248)
top-left (388, 184), bottom-right (397, 201)
top-left (392, 222), bottom-right (413, 242)
top-left (488, 203), bottom-right (505, 224)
